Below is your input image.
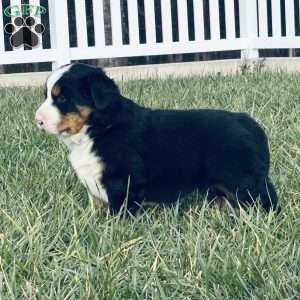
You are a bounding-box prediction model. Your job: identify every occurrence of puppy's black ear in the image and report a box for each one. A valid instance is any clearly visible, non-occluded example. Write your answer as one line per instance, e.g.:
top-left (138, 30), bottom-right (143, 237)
top-left (88, 69), bottom-right (120, 111)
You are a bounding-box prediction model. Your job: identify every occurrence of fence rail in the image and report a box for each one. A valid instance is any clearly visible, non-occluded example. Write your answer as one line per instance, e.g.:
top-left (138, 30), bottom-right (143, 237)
top-left (0, 0), bottom-right (299, 70)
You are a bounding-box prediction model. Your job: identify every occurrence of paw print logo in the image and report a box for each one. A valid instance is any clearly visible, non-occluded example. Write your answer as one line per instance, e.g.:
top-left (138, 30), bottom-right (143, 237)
top-left (4, 16), bottom-right (45, 48)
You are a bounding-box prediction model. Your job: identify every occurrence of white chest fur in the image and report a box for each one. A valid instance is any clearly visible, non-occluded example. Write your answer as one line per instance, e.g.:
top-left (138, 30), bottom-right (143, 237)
top-left (62, 128), bottom-right (108, 204)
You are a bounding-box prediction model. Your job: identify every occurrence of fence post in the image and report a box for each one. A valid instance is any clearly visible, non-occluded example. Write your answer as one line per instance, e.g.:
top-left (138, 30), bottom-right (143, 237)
top-left (48, 0), bottom-right (71, 69)
top-left (239, 0), bottom-right (259, 60)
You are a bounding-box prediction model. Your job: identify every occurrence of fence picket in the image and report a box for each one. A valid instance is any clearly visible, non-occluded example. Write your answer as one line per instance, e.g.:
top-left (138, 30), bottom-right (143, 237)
top-left (9, 0), bottom-right (23, 51)
top-left (92, 0), bottom-right (105, 47)
top-left (193, 0), bottom-right (205, 41)
top-left (271, 0), bottom-right (282, 37)
top-left (74, 0), bottom-right (88, 48)
top-left (209, 0), bottom-right (220, 40)
top-left (48, 0), bottom-right (71, 67)
top-left (177, 0), bottom-right (189, 42)
top-left (144, 0), bottom-right (156, 44)
top-left (29, 0), bottom-right (42, 50)
top-left (110, 0), bottom-right (123, 46)
top-left (285, 0), bottom-right (295, 37)
top-left (161, 0), bottom-right (173, 43)
top-left (258, 0), bottom-right (268, 37)
top-left (127, 0), bottom-right (140, 45)
top-left (225, 0), bottom-right (235, 39)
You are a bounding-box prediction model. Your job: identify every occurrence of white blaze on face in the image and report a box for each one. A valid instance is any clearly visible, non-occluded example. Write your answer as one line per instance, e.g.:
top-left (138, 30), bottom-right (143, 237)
top-left (35, 64), bottom-right (72, 134)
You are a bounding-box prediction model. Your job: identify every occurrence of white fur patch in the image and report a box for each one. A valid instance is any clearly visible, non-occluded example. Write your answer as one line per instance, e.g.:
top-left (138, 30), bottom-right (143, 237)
top-left (35, 97), bottom-right (61, 134)
top-left (62, 126), bottom-right (109, 205)
top-left (35, 64), bottom-right (72, 134)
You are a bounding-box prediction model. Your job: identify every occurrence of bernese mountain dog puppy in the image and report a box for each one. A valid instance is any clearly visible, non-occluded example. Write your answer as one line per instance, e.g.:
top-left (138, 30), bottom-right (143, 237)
top-left (35, 63), bottom-right (279, 215)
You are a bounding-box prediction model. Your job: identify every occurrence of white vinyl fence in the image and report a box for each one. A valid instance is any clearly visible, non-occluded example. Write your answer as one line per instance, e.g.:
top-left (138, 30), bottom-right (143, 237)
top-left (0, 0), bottom-right (299, 70)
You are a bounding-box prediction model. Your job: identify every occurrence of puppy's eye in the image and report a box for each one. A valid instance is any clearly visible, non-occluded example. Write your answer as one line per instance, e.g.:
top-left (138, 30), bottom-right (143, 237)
top-left (57, 96), bottom-right (67, 103)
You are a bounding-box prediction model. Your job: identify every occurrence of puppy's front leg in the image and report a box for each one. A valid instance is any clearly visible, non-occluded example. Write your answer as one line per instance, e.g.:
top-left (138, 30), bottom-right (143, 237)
top-left (105, 177), bottom-right (144, 216)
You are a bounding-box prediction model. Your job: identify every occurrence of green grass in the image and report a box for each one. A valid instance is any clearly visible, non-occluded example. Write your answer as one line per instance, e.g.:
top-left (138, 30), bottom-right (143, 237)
top-left (0, 71), bottom-right (300, 299)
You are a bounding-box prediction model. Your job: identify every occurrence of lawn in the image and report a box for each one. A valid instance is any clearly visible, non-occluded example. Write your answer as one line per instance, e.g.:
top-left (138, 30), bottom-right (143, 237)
top-left (0, 71), bottom-right (300, 299)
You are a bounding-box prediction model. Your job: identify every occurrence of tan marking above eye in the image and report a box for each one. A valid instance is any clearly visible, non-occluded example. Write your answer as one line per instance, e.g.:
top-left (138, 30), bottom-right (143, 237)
top-left (52, 84), bottom-right (61, 97)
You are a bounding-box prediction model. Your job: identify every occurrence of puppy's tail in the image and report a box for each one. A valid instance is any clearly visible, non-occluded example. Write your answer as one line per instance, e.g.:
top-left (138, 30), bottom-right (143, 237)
top-left (258, 178), bottom-right (280, 213)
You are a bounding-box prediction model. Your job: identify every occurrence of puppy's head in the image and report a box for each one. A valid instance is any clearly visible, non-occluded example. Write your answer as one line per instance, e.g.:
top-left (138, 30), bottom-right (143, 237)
top-left (35, 63), bottom-right (120, 135)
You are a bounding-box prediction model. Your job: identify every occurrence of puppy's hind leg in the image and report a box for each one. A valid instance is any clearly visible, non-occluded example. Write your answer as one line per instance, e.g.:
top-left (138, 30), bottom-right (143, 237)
top-left (257, 178), bottom-right (280, 213)
top-left (232, 177), bottom-right (279, 213)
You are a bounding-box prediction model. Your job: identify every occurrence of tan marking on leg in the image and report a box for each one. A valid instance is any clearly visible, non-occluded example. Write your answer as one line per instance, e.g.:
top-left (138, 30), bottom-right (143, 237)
top-left (213, 185), bottom-right (234, 201)
top-left (88, 194), bottom-right (106, 210)
top-left (215, 196), bottom-right (227, 211)
top-left (213, 184), bottom-right (239, 207)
